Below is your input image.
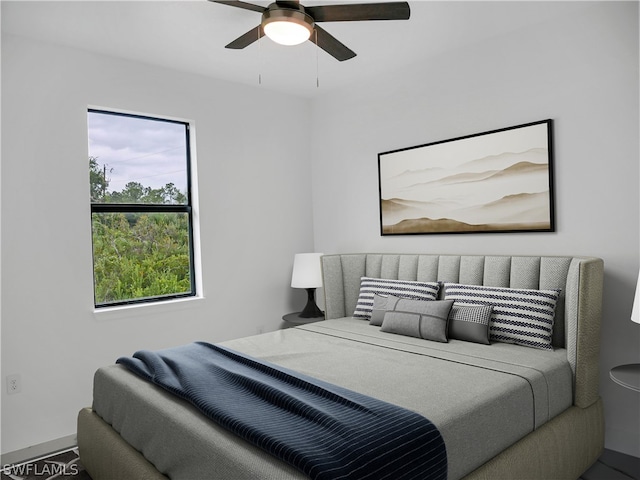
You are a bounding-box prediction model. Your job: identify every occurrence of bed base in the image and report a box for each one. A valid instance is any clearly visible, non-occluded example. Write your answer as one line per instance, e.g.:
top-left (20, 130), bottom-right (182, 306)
top-left (77, 408), bottom-right (168, 480)
top-left (79, 254), bottom-right (604, 479)
top-left (78, 399), bottom-right (603, 480)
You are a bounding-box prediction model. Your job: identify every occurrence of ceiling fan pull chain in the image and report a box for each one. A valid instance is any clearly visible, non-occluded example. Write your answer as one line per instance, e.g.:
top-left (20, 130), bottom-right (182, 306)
top-left (315, 29), bottom-right (319, 88)
top-left (258, 26), bottom-right (262, 85)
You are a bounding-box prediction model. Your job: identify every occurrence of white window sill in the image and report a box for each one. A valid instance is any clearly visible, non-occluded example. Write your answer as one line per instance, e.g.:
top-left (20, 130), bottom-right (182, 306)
top-left (92, 295), bottom-right (205, 322)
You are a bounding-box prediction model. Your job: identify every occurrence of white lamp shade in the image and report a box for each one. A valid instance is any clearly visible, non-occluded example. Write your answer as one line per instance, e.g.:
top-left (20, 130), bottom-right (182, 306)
top-left (291, 253), bottom-right (323, 288)
top-left (632, 272), bottom-right (640, 324)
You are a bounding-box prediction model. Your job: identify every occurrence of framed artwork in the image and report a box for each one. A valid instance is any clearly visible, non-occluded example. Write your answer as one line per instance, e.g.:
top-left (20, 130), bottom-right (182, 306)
top-left (378, 119), bottom-right (555, 235)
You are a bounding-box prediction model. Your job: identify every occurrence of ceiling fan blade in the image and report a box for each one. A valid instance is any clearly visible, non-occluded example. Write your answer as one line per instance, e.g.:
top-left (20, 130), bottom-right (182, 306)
top-left (210, 1), bottom-right (266, 14)
top-left (225, 25), bottom-right (265, 49)
top-left (306, 2), bottom-right (410, 22)
top-left (311, 25), bottom-right (356, 62)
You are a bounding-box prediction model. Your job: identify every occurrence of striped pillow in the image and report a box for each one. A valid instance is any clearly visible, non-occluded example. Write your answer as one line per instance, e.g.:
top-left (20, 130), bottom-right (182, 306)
top-left (353, 277), bottom-right (440, 320)
top-left (443, 283), bottom-right (560, 350)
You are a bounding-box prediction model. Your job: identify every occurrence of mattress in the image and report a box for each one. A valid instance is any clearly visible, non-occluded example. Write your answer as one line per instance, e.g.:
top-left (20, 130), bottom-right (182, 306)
top-left (92, 318), bottom-right (573, 480)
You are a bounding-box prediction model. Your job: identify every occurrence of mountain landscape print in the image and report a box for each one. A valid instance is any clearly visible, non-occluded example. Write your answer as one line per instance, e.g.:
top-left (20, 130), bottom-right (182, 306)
top-left (378, 121), bottom-right (554, 234)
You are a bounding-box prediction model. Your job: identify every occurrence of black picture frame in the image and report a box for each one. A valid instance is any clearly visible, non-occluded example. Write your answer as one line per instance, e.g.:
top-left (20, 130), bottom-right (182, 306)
top-left (378, 119), bottom-right (555, 235)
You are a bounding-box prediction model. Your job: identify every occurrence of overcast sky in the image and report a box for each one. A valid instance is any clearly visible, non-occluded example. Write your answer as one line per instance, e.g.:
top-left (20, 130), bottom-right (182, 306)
top-left (87, 111), bottom-right (188, 194)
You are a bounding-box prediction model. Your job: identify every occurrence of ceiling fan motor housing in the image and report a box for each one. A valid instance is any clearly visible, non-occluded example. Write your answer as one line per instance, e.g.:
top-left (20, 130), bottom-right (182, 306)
top-left (262, 5), bottom-right (315, 45)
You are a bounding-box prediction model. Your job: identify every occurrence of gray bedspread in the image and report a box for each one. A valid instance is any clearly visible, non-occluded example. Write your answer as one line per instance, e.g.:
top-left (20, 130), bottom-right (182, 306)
top-left (92, 318), bottom-right (572, 480)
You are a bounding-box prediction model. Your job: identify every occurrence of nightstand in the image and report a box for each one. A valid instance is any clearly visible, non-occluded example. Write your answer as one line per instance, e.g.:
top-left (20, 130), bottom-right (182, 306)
top-left (282, 312), bottom-right (324, 326)
top-left (609, 364), bottom-right (640, 392)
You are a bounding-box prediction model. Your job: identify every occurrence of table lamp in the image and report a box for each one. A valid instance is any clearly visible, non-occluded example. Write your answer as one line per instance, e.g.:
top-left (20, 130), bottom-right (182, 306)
top-left (609, 270), bottom-right (640, 392)
top-left (291, 253), bottom-right (324, 318)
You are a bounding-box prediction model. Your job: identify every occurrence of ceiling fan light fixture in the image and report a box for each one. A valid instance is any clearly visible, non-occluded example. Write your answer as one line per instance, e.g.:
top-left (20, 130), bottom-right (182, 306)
top-left (262, 9), bottom-right (314, 46)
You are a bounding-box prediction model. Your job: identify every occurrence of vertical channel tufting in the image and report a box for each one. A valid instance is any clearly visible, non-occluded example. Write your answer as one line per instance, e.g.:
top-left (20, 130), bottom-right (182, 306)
top-left (417, 255), bottom-right (439, 282)
top-left (438, 256), bottom-right (461, 283)
top-left (321, 255), bottom-right (345, 319)
top-left (380, 255), bottom-right (401, 279)
top-left (342, 255), bottom-right (367, 319)
top-left (365, 255), bottom-right (383, 278)
top-left (510, 257), bottom-right (541, 289)
top-left (483, 256), bottom-right (512, 286)
top-left (398, 255), bottom-right (420, 280)
top-left (459, 256), bottom-right (485, 285)
top-left (540, 257), bottom-right (573, 348)
top-left (540, 257), bottom-right (572, 291)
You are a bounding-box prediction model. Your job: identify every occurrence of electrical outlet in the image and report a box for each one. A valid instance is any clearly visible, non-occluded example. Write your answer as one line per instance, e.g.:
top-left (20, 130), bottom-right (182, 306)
top-left (6, 374), bottom-right (21, 395)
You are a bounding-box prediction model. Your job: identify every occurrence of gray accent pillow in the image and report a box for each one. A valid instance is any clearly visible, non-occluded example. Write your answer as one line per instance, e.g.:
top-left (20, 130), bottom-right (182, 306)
top-left (448, 305), bottom-right (493, 345)
top-left (380, 299), bottom-right (454, 343)
top-left (369, 294), bottom-right (401, 326)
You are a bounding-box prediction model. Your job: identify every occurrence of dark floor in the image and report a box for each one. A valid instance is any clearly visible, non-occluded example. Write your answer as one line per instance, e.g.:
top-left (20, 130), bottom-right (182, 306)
top-left (2, 446), bottom-right (637, 480)
top-left (581, 449), bottom-right (640, 480)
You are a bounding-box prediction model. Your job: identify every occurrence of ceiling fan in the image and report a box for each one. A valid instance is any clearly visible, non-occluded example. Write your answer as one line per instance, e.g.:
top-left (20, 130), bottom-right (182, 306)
top-left (211, 1), bottom-right (410, 61)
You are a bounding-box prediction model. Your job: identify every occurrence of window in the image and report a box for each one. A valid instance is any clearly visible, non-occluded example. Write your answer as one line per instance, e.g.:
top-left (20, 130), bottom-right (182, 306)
top-left (88, 109), bottom-right (196, 308)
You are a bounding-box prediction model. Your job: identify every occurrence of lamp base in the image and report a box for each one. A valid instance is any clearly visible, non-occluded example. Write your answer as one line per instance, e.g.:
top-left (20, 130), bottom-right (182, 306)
top-left (299, 288), bottom-right (324, 318)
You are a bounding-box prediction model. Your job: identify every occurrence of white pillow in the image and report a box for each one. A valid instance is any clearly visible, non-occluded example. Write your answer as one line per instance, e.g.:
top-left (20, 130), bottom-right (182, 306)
top-left (353, 277), bottom-right (440, 320)
top-left (443, 283), bottom-right (560, 350)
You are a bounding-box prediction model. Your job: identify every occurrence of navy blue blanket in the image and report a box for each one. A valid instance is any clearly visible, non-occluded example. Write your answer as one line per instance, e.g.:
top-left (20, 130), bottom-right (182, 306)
top-left (117, 342), bottom-right (447, 480)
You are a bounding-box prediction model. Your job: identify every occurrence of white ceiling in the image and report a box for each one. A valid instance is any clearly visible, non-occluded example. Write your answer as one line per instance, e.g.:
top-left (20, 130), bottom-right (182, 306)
top-left (2, 1), bottom-right (589, 98)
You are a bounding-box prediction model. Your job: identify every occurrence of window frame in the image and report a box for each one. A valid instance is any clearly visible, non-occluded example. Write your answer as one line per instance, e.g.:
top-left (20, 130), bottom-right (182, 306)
top-left (89, 108), bottom-right (197, 308)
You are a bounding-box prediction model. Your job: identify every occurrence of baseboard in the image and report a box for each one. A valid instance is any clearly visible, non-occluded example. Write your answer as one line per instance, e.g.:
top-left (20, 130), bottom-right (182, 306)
top-left (1, 434), bottom-right (77, 466)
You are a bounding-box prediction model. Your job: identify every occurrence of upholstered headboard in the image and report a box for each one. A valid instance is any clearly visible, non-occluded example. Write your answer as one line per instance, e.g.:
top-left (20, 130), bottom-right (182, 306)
top-left (321, 254), bottom-right (604, 408)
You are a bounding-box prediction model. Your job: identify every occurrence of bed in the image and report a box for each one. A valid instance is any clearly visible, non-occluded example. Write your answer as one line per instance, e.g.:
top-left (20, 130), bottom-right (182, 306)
top-left (78, 253), bottom-right (605, 480)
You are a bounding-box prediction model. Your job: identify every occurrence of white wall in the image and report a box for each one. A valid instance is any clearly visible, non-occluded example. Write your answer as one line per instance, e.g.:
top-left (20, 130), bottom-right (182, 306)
top-left (310, 2), bottom-right (640, 456)
top-left (0, 34), bottom-right (313, 453)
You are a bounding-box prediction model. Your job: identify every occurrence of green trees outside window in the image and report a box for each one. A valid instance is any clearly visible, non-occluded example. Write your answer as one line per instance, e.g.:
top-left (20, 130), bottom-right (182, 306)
top-left (88, 111), bottom-right (195, 307)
